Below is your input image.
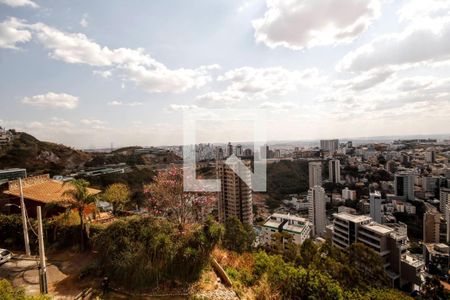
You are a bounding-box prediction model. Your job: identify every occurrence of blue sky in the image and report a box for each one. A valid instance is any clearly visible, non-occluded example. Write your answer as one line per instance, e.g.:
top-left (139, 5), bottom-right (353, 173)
top-left (0, 0), bottom-right (449, 148)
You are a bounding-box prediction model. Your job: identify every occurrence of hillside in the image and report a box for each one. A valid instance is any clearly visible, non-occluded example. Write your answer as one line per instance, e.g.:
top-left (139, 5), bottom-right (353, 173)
top-left (0, 131), bottom-right (92, 175)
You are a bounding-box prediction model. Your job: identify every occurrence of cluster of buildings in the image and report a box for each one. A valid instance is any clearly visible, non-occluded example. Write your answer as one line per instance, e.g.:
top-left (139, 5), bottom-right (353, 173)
top-left (214, 138), bottom-right (450, 291)
top-left (0, 127), bottom-right (13, 146)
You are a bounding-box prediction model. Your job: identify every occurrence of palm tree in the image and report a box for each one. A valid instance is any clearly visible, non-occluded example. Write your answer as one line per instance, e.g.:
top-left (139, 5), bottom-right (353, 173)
top-left (63, 179), bottom-right (97, 251)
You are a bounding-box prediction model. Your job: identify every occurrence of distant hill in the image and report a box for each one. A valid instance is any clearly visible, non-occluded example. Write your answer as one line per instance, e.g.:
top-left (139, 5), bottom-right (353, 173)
top-left (0, 131), bottom-right (92, 175)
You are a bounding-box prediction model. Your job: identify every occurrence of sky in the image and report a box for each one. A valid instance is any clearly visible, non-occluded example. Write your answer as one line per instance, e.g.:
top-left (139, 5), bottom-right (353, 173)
top-left (0, 0), bottom-right (449, 148)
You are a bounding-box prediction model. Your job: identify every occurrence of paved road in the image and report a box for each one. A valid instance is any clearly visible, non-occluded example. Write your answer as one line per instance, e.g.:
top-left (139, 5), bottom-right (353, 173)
top-left (0, 255), bottom-right (67, 297)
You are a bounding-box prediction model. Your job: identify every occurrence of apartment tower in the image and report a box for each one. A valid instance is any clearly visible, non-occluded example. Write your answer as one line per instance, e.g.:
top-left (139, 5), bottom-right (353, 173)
top-left (217, 160), bottom-right (253, 225)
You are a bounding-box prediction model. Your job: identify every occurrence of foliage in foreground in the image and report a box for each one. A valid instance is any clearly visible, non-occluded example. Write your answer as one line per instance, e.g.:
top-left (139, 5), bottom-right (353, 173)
top-left (94, 216), bottom-right (223, 289)
top-left (0, 279), bottom-right (50, 300)
top-left (214, 242), bottom-right (414, 300)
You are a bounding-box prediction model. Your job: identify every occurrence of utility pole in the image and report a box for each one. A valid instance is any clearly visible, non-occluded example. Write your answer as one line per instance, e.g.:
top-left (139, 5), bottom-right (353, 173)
top-left (37, 206), bottom-right (48, 294)
top-left (19, 178), bottom-right (31, 256)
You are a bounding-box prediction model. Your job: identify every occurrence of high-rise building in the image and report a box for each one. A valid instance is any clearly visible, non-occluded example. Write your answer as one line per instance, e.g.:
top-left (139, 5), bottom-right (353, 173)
top-left (421, 176), bottom-right (440, 193)
top-left (439, 188), bottom-right (450, 214)
top-left (243, 148), bottom-right (252, 157)
top-left (320, 139), bottom-right (339, 153)
top-left (308, 161), bottom-right (322, 188)
top-left (370, 191), bottom-right (383, 224)
top-left (260, 145), bottom-right (269, 159)
top-left (425, 151), bottom-right (436, 163)
top-left (394, 172), bottom-right (415, 201)
top-left (423, 210), bottom-right (441, 243)
top-left (235, 144), bottom-right (243, 157)
top-left (386, 160), bottom-right (397, 173)
top-left (328, 159), bottom-right (341, 184)
top-left (308, 186), bottom-right (326, 236)
top-left (215, 147), bottom-right (224, 161)
top-left (217, 160), bottom-right (253, 225)
top-left (226, 142), bottom-right (233, 157)
top-left (341, 187), bottom-right (356, 200)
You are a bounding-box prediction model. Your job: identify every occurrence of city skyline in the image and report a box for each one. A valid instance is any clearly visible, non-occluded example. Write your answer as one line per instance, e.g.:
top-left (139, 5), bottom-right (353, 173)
top-left (1, 0), bottom-right (450, 148)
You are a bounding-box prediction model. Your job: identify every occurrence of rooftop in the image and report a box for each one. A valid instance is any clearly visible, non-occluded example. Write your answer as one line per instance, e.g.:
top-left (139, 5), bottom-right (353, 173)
top-left (333, 212), bottom-right (372, 223)
top-left (271, 213), bottom-right (308, 223)
top-left (361, 222), bottom-right (394, 235)
top-left (4, 174), bottom-right (101, 205)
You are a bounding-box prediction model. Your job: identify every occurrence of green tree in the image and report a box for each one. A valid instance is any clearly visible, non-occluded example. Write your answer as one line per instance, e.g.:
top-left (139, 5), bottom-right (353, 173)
top-left (282, 267), bottom-right (344, 300)
top-left (102, 183), bottom-right (131, 214)
top-left (223, 217), bottom-right (254, 252)
top-left (346, 243), bottom-right (389, 290)
top-left (266, 232), bottom-right (298, 262)
top-left (63, 179), bottom-right (98, 251)
top-left (297, 238), bottom-right (318, 268)
top-left (421, 276), bottom-right (450, 300)
top-left (0, 279), bottom-right (50, 300)
top-left (94, 216), bottom-right (222, 289)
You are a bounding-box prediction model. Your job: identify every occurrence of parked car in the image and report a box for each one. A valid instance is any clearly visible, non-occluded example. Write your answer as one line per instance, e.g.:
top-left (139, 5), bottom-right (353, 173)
top-left (0, 249), bottom-right (12, 264)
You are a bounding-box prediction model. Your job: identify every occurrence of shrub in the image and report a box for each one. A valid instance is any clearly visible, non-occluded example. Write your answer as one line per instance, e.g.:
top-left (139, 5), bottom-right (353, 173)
top-left (94, 216), bottom-right (222, 289)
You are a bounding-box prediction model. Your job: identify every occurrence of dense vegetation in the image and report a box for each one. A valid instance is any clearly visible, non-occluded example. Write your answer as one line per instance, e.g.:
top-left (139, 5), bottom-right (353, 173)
top-left (0, 279), bottom-right (50, 300)
top-left (266, 160), bottom-right (309, 200)
top-left (93, 216), bottom-right (223, 289)
top-left (216, 240), bottom-right (412, 300)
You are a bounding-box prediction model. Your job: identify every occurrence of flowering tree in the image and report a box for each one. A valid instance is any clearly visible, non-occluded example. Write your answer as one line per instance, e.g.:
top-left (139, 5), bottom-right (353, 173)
top-left (144, 167), bottom-right (215, 226)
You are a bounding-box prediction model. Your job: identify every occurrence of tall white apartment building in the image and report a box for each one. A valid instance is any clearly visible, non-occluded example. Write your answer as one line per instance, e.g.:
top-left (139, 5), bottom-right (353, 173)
top-left (308, 186), bottom-right (326, 237)
top-left (308, 161), bottom-right (322, 188)
top-left (370, 191), bottom-right (383, 224)
top-left (329, 159), bottom-right (341, 184)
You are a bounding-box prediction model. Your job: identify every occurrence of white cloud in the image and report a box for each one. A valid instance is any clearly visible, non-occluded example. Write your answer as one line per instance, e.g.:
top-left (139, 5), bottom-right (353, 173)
top-left (27, 121), bottom-right (44, 129)
top-left (334, 68), bottom-right (394, 91)
top-left (218, 67), bottom-right (323, 96)
top-left (22, 92), bottom-right (79, 109)
top-left (397, 0), bottom-right (450, 23)
top-left (196, 66), bottom-right (324, 108)
top-left (0, 0), bottom-right (38, 8)
top-left (166, 104), bottom-right (199, 112)
top-left (196, 90), bottom-right (245, 108)
top-left (80, 14), bottom-right (88, 28)
top-left (107, 100), bottom-right (143, 106)
top-left (0, 17), bottom-right (32, 49)
top-left (49, 117), bottom-right (74, 128)
top-left (28, 22), bottom-right (218, 93)
top-left (259, 101), bottom-right (298, 110)
top-left (338, 17), bottom-right (450, 71)
top-left (93, 70), bottom-right (112, 78)
top-left (80, 119), bottom-right (108, 129)
top-left (253, 0), bottom-right (380, 50)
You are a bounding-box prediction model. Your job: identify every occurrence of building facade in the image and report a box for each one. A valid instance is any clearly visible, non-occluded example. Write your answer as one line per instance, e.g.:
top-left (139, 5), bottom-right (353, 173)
top-left (308, 161), bottom-right (322, 188)
top-left (395, 172), bottom-right (415, 201)
top-left (217, 160), bottom-right (253, 225)
top-left (308, 186), bottom-right (326, 236)
top-left (320, 139), bottom-right (339, 153)
top-left (261, 213), bottom-right (311, 246)
top-left (370, 191), bottom-right (383, 224)
top-left (329, 159), bottom-right (341, 184)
